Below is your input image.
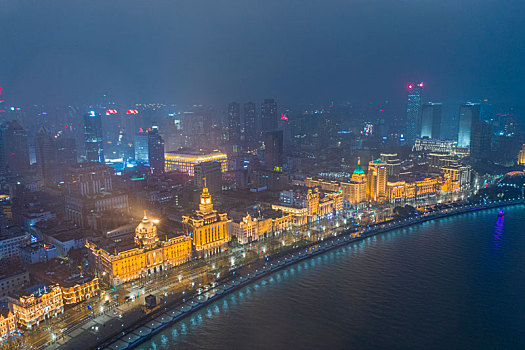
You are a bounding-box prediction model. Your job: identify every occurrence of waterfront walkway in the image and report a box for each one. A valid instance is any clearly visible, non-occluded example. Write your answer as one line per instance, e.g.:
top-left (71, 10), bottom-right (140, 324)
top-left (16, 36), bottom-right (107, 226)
top-left (93, 199), bottom-right (523, 350)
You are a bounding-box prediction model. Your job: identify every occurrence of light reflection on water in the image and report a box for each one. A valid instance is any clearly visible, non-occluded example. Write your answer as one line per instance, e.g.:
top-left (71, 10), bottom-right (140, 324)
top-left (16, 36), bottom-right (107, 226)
top-left (137, 206), bottom-right (525, 350)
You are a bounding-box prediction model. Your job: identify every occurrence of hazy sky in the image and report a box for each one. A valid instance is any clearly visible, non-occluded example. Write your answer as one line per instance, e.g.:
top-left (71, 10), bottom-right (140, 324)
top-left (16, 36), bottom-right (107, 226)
top-left (1, 0), bottom-right (524, 107)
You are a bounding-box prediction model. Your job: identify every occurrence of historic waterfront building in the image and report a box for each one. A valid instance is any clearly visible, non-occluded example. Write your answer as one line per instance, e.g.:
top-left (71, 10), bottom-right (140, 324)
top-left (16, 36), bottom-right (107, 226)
top-left (8, 284), bottom-right (64, 329)
top-left (182, 182), bottom-right (231, 253)
top-left (305, 159), bottom-right (367, 206)
top-left (367, 159), bottom-right (387, 202)
top-left (86, 212), bottom-right (192, 286)
top-left (60, 277), bottom-right (100, 305)
top-left (272, 188), bottom-right (343, 225)
top-left (386, 177), bottom-right (441, 203)
top-left (231, 212), bottom-right (293, 245)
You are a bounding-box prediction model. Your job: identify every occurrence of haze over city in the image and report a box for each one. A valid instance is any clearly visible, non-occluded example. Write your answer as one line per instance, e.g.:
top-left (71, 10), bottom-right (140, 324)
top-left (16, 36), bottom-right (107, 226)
top-left (0, 1), bottom-right (525, 350)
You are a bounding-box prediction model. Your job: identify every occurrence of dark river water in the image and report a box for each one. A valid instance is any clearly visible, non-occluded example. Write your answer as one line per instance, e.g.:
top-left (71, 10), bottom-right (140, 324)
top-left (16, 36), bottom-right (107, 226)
top-left (138, 205), bottom-right (525, 350)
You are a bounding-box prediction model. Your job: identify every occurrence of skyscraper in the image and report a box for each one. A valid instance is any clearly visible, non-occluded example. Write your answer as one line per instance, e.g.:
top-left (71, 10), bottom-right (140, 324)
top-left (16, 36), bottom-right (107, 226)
top-left (148, 126), bottom-right (165, 175)
top-left (420, 102), bottom-right (442, 139)
top-left (3, 120), bottom-right (30, 176)
top-left (134, 132), bottom-right (149, 163)
top-left (405, 82), bottom-right (423, 145)
top-left (470, 120), bottom-right (492, 160)
top-left (228, 102), bottom-right (241, 150)
top-left (243, 102), bottom-right (256, 140)
top-left (83, 111), bottom-right (104, 163)
top-left (457, 103), bottom-right (481, 147)
top-left (35, 126), bottom-right (58, 186)
top-left (264, 131), bottom-right (283, 170)
top-left (261, 99), bottom-right (277, 133)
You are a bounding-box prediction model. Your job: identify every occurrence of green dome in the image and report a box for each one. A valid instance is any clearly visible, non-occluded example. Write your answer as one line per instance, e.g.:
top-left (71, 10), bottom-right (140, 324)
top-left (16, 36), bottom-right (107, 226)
top-left (353, 164), bottom-right (365, 175)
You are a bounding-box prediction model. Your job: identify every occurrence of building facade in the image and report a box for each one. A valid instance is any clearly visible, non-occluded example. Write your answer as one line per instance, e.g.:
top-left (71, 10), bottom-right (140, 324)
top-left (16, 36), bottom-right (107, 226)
top-left (367, 159), bottom-right (387, 202)
top-left (8, 284), bottom-right (64, 329)
top-left (165, 150), bottom-right (227, 176)
top-left (86, 212), bottom-right (192, 286)
top-left (182, 184), bottom-right (230, 253)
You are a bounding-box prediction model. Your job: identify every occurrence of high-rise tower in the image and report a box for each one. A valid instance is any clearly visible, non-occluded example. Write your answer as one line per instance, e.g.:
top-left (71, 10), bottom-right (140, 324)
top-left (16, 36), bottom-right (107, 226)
top-left (405, 82), bottom-right (423, 145)
top-left (420, 102), bottom-right (442, 139)
top-left (457, 103), bottom-right (481, 148)
top-left (261, 99), bottom-right (277, 133)
top-left (83, 111), bottom-right (104, 163)
top-left (243, 102), bottom-right (256, 140)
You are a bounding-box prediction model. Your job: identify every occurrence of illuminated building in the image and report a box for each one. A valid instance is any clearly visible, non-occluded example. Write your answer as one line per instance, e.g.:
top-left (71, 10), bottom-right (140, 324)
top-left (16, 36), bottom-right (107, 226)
top-left (261, 98), bottom-right (278, 133)
top-left (272, 188), bottom-right (343, 225)
top-left (406, 82), bottom-right (423, 145)
top-left (231, 212), bottom-right (293, 245)
top-left (60, 277), bottom-right (100, 305)
top-left (428, 153), bottom-right (458, 173)
top-left (367, 159), bottom-right (387, 202)
top-left (420, 102), bottom-right (442, 139)
top-left (182, 182), bottom-right (230, 253)
top-left (414, 139), bottom-right (456, 154)
top-left (518, 144), bottom-right (525, 165)
top-left (83, 111), bottom-right (104, 163)
top-left (386, 177), bottom-right (441, 203)
top-left (165, 150), bottom-right (227, 176)
top-left (0, 307), bottom-right (16, 341)
top-left (134, 131), bottom-right (149, 163)
top-left (380, 153), bottom-right (401, 177)
top-left (304, 159), bottom-right (367, 205)
top-left (86, 212), bottom-right (192, 286)
top-left (441, 164), bottom-right (471, 191)
top-left (8, 284), bottom-right (63, 329)
top-left (458, 103), bottom-right (480, 147)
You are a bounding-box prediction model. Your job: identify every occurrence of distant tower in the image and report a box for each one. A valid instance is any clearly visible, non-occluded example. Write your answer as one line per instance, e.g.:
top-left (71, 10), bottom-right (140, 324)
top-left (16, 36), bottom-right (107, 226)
top-left (405, 82), bottom-right (423, 145)
top-left (83, 111), bottom-right (104, 163)
top-left (228, 102), bottom-right (241, 153)
top-left (148, 126), bottom-right (165, 175)
top-left (261, 99), bottom-right (277, 133)
top-left (420, 102), bottom-right (442, 139)
top-left (264, 130), bottom-right (283, 170)
top-left (243, 102), bottom-right (256, 140)
top-left (3, 120), bottom-right (30, 176)
top-left (35, 126), bottom-right (58, 186)
top-left (457, 103), bottom-right (481, 148)
top-left (134, 131), bottom-right (149, 163)
top-left (367, 159), bottom-right (387, 202)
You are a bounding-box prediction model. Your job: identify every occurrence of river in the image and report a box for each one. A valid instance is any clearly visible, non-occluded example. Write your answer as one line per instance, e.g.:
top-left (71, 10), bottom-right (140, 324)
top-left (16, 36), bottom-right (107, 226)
top-left (137, 205), bottom-right (525, 349)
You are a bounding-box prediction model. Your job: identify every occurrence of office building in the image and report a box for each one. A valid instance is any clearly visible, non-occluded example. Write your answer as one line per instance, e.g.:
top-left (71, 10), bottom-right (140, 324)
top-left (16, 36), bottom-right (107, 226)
top-left (3, 120), bottom-right (30, 176)
top-left (470, 120), bottom-right (492, 160)
top-left (261, 99), bottom-right (277, 133)
top-left (244, 102), bottom-right (257, 139)
top-left (134, 132), bottom-right (149, 163)
top-left (264, 131), bottom-right (284, 170)
top-left (414, 138), bottom-right (456, 154)
top-left (35, 126), bottom-right (58, 186)
top-left (405, 82), bottom-right (423, 145)
top-left (380, 153), bottom-right (401, 177)
top-left (148, 126), bottom-right (165, 175)
top-left (367, 159), bottom-right (387, 202)
top-left (194, 162), bottom-right (222, 193)
top-left (165, 150), bottom-right (227, 176)
top-left (457, 103), bottom-right (480, 148)
top-left (66, 162), bottom-right (113, 197)
top-left (83, 111), bottom-right (104, 163)
top-left (228, 102), bottom-right (241, 147)
top-left (420, 102), bottom-right (442, 139)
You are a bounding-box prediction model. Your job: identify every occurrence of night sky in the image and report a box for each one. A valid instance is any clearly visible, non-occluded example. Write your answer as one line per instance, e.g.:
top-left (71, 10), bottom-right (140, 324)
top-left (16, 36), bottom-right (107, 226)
top-left (1, 0), bottom-right (524, 107)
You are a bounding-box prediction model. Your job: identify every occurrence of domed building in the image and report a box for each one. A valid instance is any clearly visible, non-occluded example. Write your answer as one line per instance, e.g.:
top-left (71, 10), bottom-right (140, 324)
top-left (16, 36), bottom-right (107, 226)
top-left (344, 157), bottom-right (367, 204)
top-left (86, 211), bottom-right (192, 286)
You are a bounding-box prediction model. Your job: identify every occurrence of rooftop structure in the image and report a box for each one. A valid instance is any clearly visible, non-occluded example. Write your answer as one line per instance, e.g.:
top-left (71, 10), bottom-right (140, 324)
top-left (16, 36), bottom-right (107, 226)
top-left (165, 149), bottom-right (227, 176)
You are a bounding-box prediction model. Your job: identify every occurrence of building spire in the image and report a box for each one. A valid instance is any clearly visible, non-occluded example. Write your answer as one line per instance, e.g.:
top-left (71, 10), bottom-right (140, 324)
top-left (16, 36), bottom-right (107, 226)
top-left (357, 156), bottom-right (361, 165)
top-left (143, 210), bottom-right (148, 220)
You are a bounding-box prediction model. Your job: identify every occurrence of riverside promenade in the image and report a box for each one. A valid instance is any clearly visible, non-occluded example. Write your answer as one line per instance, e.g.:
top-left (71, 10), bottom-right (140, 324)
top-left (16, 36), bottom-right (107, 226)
top-left (92, 198), bottom-right (523, 350)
